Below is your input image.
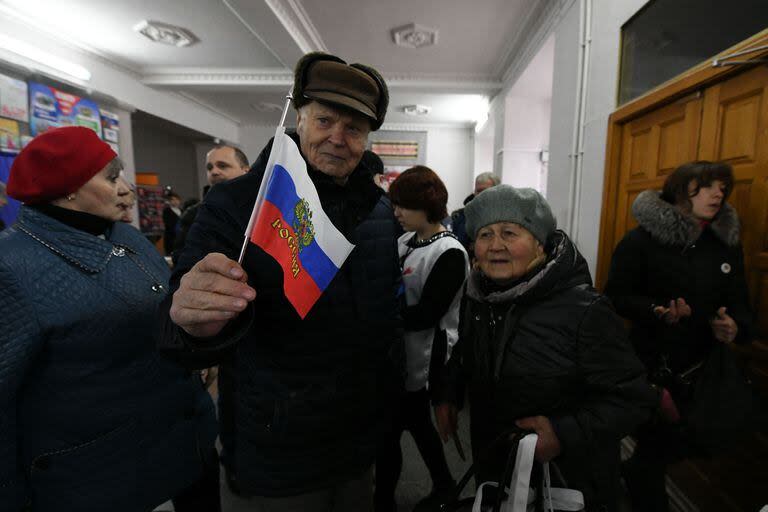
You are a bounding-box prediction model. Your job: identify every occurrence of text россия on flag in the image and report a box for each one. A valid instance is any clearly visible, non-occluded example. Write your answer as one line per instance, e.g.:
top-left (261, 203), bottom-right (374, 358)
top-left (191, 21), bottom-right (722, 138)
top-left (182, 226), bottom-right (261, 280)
top-left (246, 128), bottom-right (355, 318)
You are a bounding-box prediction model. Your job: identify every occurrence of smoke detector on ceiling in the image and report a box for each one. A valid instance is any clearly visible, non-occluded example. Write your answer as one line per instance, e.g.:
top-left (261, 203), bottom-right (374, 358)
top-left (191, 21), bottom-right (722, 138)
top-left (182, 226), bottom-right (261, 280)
top-left (392, 23), bottom-right (438, 49)
top-left (134, 20), bottom-right (199, 47)
top-left (402, 104), bottom-right (431, 116)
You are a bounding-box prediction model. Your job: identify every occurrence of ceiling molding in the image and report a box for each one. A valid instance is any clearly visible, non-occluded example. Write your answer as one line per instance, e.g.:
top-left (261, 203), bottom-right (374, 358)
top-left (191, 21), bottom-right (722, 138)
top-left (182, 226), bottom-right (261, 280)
top-left (142, 68), bottom-right (293, 87)
top-left (493, 0), bottom-right (573, 84)
top-left (379, 122), bottom-right (473, 131)
top-left (221, 0), bottom-right (290, 67)
top-left (385, 72), bottom-right (503, 91)
top-left (222, 0), bottom-right (325, 68)
top-left (240, 122), bottom-right (281, 129)
top-left (141, 68), bottom-right (502, 91)
top-left (264, 0), bottom-right (327, 54)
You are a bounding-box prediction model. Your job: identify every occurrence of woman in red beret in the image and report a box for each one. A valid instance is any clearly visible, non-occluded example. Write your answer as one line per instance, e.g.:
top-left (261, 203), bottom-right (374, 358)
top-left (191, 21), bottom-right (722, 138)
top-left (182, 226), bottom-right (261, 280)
top-left (0, 127), bottom-right (219, 512)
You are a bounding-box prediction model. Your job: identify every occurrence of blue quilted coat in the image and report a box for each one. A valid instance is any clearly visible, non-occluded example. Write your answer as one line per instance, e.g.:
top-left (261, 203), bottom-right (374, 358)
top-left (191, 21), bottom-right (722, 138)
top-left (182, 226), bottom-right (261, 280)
top-left (0, 206), bottom-right (217, 512)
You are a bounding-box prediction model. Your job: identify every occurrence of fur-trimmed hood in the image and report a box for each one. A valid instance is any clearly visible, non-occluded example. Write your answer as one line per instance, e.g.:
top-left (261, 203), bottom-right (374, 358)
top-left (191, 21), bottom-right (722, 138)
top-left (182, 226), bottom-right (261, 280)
top-left (631, 190), bottom-right (740, 247)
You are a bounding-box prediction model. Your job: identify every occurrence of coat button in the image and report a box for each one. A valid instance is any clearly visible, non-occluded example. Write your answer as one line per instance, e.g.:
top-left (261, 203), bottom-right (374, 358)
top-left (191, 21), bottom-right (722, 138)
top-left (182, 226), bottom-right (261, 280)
top-left (34, 456), bottom-right (51, 471)
top-left (265, 423), bottom-right (272, 431)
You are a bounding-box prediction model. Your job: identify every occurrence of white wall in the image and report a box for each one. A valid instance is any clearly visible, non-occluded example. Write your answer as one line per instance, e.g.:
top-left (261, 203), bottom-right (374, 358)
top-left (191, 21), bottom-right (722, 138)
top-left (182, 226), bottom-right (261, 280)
top-left (499, 34), bottom-right (555, 192)
top-left (238, 125), bottom-right (281, 168)
top-left (546, 2), bottom-right (581, 232)
top-left (424, 126), bottom-right (475, 214)
top-left (0, 11), bottom-right (239, 143)
top-left (500, 96), bottom-right (551, 191)
top-left (547, 0), bottom-right (649, 275)
top-left (473, 129), bottom-right (494, 180)
top-left (114, 107), bottom-right (140, 226)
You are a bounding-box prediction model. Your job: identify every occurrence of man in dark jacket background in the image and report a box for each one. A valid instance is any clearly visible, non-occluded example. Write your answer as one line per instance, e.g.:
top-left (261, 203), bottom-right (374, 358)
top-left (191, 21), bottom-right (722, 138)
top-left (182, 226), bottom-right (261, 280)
top-left (159, 52), bottom-right (401, 511)
top-left (172, 144), bottom-right (250, 265)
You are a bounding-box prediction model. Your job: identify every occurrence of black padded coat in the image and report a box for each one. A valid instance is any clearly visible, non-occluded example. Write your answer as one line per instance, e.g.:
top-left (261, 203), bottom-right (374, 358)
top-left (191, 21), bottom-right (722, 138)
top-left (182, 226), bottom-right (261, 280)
top-left (158, 132), bottom-right (402, 496)
top-left (437, 231), bottom-right (655, 512)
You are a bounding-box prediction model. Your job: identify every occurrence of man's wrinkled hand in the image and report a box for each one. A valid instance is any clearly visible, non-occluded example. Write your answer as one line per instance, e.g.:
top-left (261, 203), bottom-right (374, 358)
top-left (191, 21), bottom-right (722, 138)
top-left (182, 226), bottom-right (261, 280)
top-left (516, 416), bottom-right (561, 463)
top-left (170, 253), bottom-right (256, 338)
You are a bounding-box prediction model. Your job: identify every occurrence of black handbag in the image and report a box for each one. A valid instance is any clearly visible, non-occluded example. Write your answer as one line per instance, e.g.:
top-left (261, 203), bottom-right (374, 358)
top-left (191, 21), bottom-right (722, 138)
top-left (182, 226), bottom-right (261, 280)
top-left (682, 343), bottom-right (758, 453)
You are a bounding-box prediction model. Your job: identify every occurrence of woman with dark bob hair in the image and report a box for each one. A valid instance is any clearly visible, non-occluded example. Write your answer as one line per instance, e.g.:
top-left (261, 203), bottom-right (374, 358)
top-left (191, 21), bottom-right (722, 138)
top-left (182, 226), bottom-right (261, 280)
top-left (605, 160), bottom-right (753, 511)
top-left (375, 166), bottom-right (469, 512)
top-left (434, 185), bottom-right (655, 512)
top-left (0, 127), bottom-right (219, 512)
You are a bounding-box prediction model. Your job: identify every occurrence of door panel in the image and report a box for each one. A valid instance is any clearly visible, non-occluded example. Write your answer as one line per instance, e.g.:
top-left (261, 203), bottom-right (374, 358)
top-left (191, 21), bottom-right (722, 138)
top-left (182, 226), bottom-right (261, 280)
top-left (674, 64), bottom-right (768, 512)
top-left (602, 65), bottom-right (768, 512)
top-left (610, 97), bottom-right (703, 252)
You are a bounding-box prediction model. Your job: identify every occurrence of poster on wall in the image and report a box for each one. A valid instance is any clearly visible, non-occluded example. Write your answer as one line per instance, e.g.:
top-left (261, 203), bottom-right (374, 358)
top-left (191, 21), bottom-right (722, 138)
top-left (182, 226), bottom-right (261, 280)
top-left (0, 74), bottom-right (28, 122)
top-left (0, 154), bottom-right (20, 228)
top-left (136, 185), bottom-right (165, 237)
top-left (0, 119), bottom-right (20, 153)
top-left (28, 82), bottom-right (102, 137)
top-left (100, 109), bottom-right (119, 142)
top-left (370, 141), bottom-right (419, 160)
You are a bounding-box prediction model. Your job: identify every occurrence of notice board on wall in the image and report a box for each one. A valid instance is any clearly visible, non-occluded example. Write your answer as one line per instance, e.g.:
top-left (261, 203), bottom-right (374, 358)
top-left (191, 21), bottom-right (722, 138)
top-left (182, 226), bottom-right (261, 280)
top-left (28, 82), bottom-right (102, 137)
top-left (0, 73), bottom-right (28, 122)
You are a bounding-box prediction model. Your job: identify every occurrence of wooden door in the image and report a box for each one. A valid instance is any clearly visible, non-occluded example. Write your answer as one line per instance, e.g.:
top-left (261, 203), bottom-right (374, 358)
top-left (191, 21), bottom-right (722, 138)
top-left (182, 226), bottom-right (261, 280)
top-left (663, 65), bottom-right (768, 512)
top-left (698, 65), bottom-right (768, 352)
top-left (606, 95), bottom-right (703, 257)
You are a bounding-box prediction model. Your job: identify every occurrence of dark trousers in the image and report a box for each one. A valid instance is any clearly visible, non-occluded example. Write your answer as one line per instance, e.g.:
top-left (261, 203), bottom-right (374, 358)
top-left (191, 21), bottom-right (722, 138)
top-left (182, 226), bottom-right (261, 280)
top-left (172, 448), bottom-right (222, 512)
top-left (374, 387), bottom-right (453, 510)
top-left (244, 466), bottom-right (374, 512)
top-left (623, 421), bottom-right (693, 512)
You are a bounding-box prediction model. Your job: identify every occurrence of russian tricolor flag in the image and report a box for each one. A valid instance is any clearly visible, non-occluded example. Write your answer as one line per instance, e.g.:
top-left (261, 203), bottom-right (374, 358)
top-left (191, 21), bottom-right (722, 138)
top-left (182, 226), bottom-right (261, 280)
top-left (243, 128), bottom-right (355, 318)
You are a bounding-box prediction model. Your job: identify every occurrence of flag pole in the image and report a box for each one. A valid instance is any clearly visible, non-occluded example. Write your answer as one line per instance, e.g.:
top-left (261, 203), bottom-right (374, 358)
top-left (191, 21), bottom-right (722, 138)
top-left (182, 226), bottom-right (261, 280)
top-left (237, 90), bottom-right (294, 264)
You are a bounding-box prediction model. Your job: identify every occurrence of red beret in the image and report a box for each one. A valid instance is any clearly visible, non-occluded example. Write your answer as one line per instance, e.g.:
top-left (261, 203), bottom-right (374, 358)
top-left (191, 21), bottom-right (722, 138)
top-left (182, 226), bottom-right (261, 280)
top-left (7, 126), bottom-right (116, 204)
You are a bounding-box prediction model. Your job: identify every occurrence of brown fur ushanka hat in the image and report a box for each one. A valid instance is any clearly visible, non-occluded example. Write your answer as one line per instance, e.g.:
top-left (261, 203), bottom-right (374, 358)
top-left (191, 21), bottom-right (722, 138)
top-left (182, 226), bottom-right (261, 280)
top-left (292, 52), bottom-right (389, 131)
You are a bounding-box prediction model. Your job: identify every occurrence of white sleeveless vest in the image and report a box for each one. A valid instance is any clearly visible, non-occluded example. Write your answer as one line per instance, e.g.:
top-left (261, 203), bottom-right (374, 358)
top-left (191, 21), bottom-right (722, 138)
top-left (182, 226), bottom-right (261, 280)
top-left (398, 231), bottom-right (469, 392)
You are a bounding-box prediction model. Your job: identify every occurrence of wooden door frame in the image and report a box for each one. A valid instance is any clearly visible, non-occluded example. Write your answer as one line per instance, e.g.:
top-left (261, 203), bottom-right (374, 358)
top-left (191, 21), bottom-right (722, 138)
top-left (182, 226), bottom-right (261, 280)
top-left (595, 28), bottom-right (768, 289)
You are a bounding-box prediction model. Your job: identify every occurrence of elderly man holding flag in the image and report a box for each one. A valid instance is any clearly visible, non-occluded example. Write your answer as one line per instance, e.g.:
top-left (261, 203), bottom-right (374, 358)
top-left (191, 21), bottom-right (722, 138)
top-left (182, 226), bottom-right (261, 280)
top-left (159, 53), bottom-right (402, 511)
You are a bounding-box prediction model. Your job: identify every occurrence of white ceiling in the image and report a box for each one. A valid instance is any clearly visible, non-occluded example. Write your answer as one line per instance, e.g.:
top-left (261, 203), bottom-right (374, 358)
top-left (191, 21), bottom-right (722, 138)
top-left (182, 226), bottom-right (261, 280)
top-left (0, 0), bottom-right (549, 128)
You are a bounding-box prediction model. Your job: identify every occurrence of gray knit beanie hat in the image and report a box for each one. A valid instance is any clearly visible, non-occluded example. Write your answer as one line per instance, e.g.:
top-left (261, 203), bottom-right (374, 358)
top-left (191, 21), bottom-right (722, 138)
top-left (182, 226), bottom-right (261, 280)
top-left (465, 185), bottom-right (556, 244)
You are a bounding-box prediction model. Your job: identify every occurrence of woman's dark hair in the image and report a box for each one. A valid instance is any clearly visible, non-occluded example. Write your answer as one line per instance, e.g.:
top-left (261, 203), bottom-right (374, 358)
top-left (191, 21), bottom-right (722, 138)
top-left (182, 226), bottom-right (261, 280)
top-left (389, 165), bottom-right (448, 223)
top-left (661, 161), bottom-right (734, 207)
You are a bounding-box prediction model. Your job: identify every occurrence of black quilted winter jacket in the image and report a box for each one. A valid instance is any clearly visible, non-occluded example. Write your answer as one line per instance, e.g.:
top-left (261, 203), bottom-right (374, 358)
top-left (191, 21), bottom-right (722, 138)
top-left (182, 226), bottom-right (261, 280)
top-left (158, 132), bottom-right (402, 496)
top-left (0, 207), bottom-right (217, 512)
top-left (436, 232), bottom-right (656, 512)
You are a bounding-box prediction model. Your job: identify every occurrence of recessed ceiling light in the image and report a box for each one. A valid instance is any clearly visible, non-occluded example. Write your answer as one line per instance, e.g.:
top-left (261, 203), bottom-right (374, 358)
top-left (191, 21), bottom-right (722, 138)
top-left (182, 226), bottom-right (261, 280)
top-left (392, 23), bottom-right (438, 49)
top-left (133, 20), bottom-right (199, 47)
top-left (402, 104), bottom-right (431, 116)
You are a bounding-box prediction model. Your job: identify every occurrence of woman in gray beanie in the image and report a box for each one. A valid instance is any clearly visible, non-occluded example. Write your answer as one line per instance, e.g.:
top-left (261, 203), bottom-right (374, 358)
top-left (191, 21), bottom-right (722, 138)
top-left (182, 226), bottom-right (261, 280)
top-left (432, 185), bottom-right (655, 511)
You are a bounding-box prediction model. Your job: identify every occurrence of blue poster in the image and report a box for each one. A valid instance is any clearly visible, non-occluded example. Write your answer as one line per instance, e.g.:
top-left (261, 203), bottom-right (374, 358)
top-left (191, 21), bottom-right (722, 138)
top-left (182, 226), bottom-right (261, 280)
top-left (0, 154), bottom-right (20, 228)
top-left (29, 82), bottom-right (102, 138)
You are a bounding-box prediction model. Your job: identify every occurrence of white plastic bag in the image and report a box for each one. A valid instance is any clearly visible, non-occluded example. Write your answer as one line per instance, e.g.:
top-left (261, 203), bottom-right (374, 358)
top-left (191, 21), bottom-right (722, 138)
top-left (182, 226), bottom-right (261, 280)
top-left (471, 433), bottom-right (585, 512)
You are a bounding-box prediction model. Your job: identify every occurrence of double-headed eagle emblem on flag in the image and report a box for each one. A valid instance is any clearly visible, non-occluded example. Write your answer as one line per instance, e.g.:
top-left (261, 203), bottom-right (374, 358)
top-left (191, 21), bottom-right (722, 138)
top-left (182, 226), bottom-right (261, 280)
top-left (292, 198), bottom-right (315, 252)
